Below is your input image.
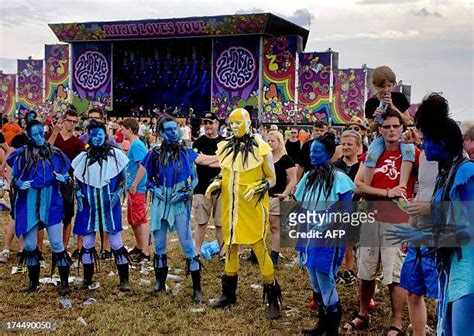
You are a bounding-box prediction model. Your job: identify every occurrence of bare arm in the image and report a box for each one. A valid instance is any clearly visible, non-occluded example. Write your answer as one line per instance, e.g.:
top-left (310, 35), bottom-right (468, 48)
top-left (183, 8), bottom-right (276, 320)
top-left (195, 153), bottom-right (220, 168)
top-left (262, 152), bottom-right (276, 188)
top-left (279, 166), bottom-right (297, 198)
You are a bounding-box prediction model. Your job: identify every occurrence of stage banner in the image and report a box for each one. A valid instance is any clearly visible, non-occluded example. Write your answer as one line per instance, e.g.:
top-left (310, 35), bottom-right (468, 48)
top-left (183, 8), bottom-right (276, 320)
top-left (262, 35), bottom-right (298, 124)
top-left (332, 68), bottom-right (365, 125)
top-left (17, 59), bottom-right (43, 116)
top-left (0, 72), bottom-right (16, 116)
top-left (212, 36), bottom-right (260, 119)
top-left (71, 42), bottom-right (112, 114)
top-left (297, 52), bottom-right (331, 124)
top-left (45, 44), bottom-right (70, 116)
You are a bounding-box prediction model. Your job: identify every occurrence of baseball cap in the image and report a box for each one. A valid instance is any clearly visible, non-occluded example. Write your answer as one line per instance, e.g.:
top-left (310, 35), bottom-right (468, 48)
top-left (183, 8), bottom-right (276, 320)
top-left (202, 113), bottom-right (218, 122)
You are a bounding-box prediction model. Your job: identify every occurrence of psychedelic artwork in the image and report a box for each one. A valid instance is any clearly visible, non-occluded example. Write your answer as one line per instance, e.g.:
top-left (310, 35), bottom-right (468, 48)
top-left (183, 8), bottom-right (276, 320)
top-left (45, 44), bottom-right (70, 117)
top-left (71, 42), bottom-right (112, 114)
top-left (297, 52), bottom-right (331, 124)
top-left (332, 68), bottom-right (366, 124)
top-left (0, 72), bottom-right (16, 116)
top-left (262, 36), bottom-right (298, 124)
top-left (50, 14), bottom-right (269, 42)
top-left (17, 59), bottom-right (43, 116)
top-left (212, 36), bottom-right (259, 119)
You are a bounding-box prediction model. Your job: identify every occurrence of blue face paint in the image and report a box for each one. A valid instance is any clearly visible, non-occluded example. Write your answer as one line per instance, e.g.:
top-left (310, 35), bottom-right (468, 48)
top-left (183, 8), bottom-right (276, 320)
top-left (310, 140), bottom-right (332, 167)
top-left (422, 134), bottom-right (449, 162)
top-left (28, 125), bottom-right (45, 146)
top-left (161, 121), bottom-right (180, 143)
top-left (89, 128), bottom-right (106, 147)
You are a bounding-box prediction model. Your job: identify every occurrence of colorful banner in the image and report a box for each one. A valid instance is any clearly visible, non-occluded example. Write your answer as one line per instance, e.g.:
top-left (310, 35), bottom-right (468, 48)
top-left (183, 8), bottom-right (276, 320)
top-left (297, 52), bottom-right (331, 124)
top-left (262, 36), bottom-right (298, 124)
top-left (332, 68), bottom-right (366, 124)
top-left (50, 14), bottom-right (269, 42)
top-left (212, 36), bottom-right (260, 119)
top-left (17, 59), bottom-right (43, 115)
top-left (45, 44), bottom-right (70, 117)
top-left (0, 72), bottom-right (16, 116)
top-left (71, 42), bottom-right (112, 114)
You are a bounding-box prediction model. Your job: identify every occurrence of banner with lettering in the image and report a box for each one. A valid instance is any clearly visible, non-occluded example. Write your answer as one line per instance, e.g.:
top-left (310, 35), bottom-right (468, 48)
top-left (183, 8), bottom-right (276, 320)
top-left (71, 42), bottom-right (112, 114)
top-left (297, 52), bottom-right (331, 124)
top-left (212, 36), bottom-right (260, 119)
top-left (17, 59), bottom-right (43, 115)
top-left (262, 35), bottom-right (298, 124)
top-left (332, 68), bottom-right (366, 124)
top-left (0, 72), bottom-right (16, 116)
top-left (45, 44), bottom-right (70, 116)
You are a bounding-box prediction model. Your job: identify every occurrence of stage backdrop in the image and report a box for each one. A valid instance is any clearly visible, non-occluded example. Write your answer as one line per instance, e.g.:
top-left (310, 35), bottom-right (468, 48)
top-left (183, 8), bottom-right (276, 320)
top-left (212, 36), bottom-right (260, 119)
top-left (71, 42), bottom-right (112, 114)
top-left (262, 35), bottom-right (299, 124)
top-left (45, 44), bottom-right (70, 117)
top-left (332, 68), bottom-right (366, 124)
top-left (298, 52), bottom-right (331, 124)
top-left (17, 59), bottom-right (43, 116)
top-left (0, 72), bottom-right (16, 116)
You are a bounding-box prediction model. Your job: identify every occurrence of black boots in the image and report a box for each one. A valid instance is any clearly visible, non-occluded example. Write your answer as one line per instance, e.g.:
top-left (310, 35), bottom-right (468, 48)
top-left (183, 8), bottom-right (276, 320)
top-left (112, 246), bottom-right (132, 292)
top-left (52, 250), bottom-right (72, 296)
top-left (302, 301), bottom-right (342, 335)
top-left (19, 248), bottom-right (42, 293)
top-left (263, 279), bottom-right (282, 320)
top-left (79, 247), bottom-right (97, 289)
top-left (150, 254), bottom-right (168, 293)
top-left (187, 256), bottom-right (204, 303)
top-left (210, 274), bottom-right (238, 308)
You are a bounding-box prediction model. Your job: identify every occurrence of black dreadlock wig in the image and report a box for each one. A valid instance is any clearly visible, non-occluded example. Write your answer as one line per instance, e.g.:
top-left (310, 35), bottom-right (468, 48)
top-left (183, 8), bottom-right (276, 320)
top-left (415, 93), bottom-right (465, 269)
top-left (17, 120), bottom-right (67, 178)
top-left (82, 119), bottom-right (118, 180)
top-left (303, 132), bottom-right (337, 203)
top-left (149, 115), bottom-right (189, 183)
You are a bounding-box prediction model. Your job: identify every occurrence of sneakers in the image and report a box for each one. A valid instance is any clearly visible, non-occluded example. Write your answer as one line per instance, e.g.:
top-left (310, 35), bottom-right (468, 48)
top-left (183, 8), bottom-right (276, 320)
top-left (101, 250), bottom-right (113, 260)
top-left (0, 250), bottom-right (9, 263)
top-left (336, 269), bottom-right (357, 286)
top-left (139, 253), bottom-right (150, 264)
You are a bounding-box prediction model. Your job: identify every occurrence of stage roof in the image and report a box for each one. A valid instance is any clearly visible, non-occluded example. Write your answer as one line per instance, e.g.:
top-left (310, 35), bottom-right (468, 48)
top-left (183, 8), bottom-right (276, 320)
top-left (49, 13), bottom-right (309, 47)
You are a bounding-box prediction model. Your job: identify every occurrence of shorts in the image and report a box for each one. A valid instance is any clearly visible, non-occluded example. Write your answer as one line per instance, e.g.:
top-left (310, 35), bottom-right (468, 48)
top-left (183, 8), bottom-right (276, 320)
top-left (192, 194), bottom-right (222, 227)
top-left (60, 181), bottom-right (74, 225)
top-left (269, 196), bottom-right (280, 216)
top-left (400, 246), bottom-right (438, 298)
top-left (127, 191), bottom-right (148, 226)
top-left (357, 221), bottom-right (406, 285)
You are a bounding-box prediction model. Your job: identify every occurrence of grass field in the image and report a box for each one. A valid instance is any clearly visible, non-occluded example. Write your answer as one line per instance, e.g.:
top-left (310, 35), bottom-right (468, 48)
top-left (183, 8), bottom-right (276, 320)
top-left (0, 209), bottom-right (436, 335)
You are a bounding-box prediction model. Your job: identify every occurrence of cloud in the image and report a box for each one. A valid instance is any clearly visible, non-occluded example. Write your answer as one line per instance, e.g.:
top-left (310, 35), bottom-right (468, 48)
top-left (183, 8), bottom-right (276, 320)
top-left (235, 8), bottom-right (266, 14)
top-left (312, 29), bottom-right (420, 41)
top-left (236, 8), bottom-right (314, 28)
top-left (412, 8), bottom-right (442, 17)
top-left (356, 0), bottom-right (420, 4)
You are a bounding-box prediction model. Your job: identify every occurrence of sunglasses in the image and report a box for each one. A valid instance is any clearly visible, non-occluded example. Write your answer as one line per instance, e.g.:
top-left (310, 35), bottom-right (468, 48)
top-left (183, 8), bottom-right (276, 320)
top-left (347, 126), bottom-right (361, 132)
top-left (381, 124), bottom-right (402, 130)
top-left (291, 131), bottom-right (298, 134)
top-left (202, 120), bottom-right (214, 125)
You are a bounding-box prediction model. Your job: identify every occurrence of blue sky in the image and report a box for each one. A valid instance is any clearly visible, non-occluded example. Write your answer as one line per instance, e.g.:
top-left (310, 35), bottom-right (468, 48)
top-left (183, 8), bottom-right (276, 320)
top-left (0, 0), bottom-right (472, 120)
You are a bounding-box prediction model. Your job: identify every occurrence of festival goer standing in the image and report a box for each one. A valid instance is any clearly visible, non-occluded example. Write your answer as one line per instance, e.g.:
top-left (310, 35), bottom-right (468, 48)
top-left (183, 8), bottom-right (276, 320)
top-left (206, 108), bottom-right (282, 319)
top-left (141, 116), bottom-right (203, 303)
top-left (192, 113), bottom-right (224, 259)
top-left (267, 130), bottom-right (297, 267)
top-left (297, 133), bottom-right (356, 335)
top-left (2, 115), bottom-right (22, 145)
top-left (122, 118), bottom-right (150, 263)
top-left (7, 120), bottom-right (71, 295)
top-left (46, 109), bottom-right (85, 250)
top-left (285, 126), bottom-right (301, 165)
top-left (73, 120), bottom-right (131, 292)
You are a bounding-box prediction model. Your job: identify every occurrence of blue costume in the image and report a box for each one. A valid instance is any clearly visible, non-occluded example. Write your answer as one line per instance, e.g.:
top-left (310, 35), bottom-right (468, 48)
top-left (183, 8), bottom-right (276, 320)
top-left (7, 121), bottom-right (72, 295)
top-left (297, 134), bottom-right (355, 335)
top-left (141, 117), bottom-right (203, 302)
top-left (72, 121), bottom-right (132, 292)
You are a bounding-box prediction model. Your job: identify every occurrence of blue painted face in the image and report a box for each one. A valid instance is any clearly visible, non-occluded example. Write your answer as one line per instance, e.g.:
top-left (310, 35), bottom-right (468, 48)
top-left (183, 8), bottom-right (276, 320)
top-left (422, 134), bottom-right (448, 161)
top-left (28, 125), bottom-right (45, 147)
top-left (89, 128), bottom-right (106, 147)
top-left (310, 140), bottom-right (332, 167)
top-left (161, 121), bottom-right (180, 143)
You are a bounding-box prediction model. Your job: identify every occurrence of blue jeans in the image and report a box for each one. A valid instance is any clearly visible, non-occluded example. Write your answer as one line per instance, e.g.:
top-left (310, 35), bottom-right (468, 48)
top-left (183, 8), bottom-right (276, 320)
top-left (365, 135), bottom-right (415, 168)
top-left (306, 266), bottom-right (339, 306)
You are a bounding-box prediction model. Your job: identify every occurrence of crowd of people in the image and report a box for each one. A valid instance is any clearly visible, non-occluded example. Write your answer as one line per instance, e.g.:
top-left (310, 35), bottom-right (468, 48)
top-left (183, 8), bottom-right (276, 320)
top-left (0, 65), bottom-right (473, 335)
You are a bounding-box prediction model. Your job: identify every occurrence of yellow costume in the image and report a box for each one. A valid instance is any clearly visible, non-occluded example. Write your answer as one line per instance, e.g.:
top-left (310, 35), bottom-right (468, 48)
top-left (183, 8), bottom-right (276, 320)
top-left (207, 108), bottom-right (282, 320)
